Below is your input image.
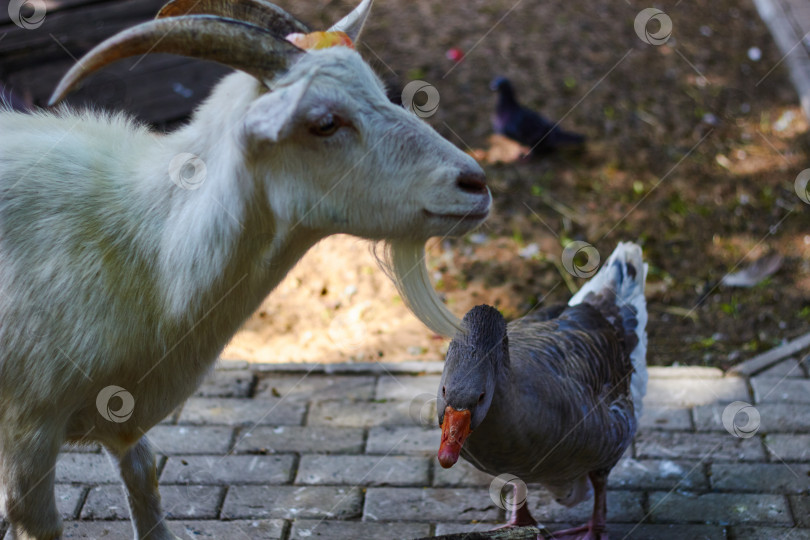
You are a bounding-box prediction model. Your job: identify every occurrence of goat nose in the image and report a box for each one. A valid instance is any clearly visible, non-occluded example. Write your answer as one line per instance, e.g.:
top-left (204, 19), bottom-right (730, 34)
top-left (456, 170), bottom-right (488, 195)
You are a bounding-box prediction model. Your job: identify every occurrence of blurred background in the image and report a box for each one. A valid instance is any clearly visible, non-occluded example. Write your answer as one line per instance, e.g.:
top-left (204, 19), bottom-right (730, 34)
top-left (1, 0), bottom-right (808, 369)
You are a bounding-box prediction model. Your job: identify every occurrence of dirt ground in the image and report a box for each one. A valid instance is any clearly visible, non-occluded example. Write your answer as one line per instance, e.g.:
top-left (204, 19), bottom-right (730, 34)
top-left (224, 0), bottom-right (810, 368)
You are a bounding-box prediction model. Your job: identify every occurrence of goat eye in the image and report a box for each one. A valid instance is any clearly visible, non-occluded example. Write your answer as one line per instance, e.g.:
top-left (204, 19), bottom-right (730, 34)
top-left (310, 114), bottom-right (340, 137)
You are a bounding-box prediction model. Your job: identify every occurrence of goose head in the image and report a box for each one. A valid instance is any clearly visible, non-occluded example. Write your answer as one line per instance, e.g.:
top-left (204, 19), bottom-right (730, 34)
top-left (437, 304), bottom-right (508, 468)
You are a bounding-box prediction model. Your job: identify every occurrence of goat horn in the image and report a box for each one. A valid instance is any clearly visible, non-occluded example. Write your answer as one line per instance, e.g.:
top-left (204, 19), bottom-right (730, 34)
top-left (156, 0), bottom-right (310, 36)
top-left (49, 15), bottom-right (303, 106)
top-left (328, 0), bottom-right (373, 42)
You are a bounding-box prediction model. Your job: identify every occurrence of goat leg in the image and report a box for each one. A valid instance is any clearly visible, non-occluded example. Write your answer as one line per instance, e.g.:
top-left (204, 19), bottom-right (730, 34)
top-left (107, 437), bottom-right (178, 540)
top-left (1, 424), bottom-right (63, 540)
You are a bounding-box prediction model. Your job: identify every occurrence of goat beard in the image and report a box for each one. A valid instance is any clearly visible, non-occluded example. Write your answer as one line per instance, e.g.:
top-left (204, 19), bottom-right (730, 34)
top-left (374, 240), bottom-right (463, 338)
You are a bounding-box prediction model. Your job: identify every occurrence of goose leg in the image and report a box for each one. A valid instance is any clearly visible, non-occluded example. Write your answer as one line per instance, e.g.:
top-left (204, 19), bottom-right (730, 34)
top-left (495, 483), bottom-right (538, 528)
top-left (550, 470), bottom-right (609, 540)
top-left (506, 490), bottom-right (538, 528)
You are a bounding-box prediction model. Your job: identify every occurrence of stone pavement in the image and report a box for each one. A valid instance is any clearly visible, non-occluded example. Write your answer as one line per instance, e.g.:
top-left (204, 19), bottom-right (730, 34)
top-left (1, 350), bottom-right (809, 540)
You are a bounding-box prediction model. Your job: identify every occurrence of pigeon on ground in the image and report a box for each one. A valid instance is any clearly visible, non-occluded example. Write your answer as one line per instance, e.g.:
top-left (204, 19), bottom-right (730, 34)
top-left (491, 76), bottom-right (585, 155)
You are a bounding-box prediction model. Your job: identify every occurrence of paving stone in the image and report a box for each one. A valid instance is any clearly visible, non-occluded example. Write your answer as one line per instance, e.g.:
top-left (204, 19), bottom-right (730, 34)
top-left (375, 374), bottom-right (442, 400)
top-left (289, 519), bottom-right (430, 539)
top-left (642, 377), bottom-right (749, 406)
top-left (433, 458), bottom-right (495, 487)
top-left (752, 378), bottom-right (810, 403)
top-left (364, 487), bottom-right (501, 521)
top-left (168, 520), bottom-right (286, 539)
top-left (635, 431), bottom-right (766, 461)
top-left (791, 494), bottom-right (810, 527)
top-left (764, 434), bottom-right (810, 461)
top-left (711, 463), bottom-right (810, 493)
top-left (755, 357), bottom-right (805, 378)
top-left (296, 455), bottom-right (429, 486)
top-left (145, 425), bottom-right (234, 455)
top-left (638, 406), bottom-right (693, 430)
top-left (434, 523), bottom-right (510, 535)
top-left (526, 489), bottom-right (644, 523)
top-left (0, 485), bottom-right (85, 522)
top-left (647, 367), bottom-right (723, 378)
top-left (222, 486), bottom-right (362, 520)
top-left (161, 455), bottom-right (295, 485)
top-left (609, 458), bottom-right (708, 490)
top-left (56, 453), bottom-right (119, 484)
top-left (58, 522), bottom-right (131, 539)
top-left (648, 492), bottom-right (792, 525)
top-left (81, 485), bottom-right (223, 520)
top-left (233, 426), bottom-right (365, 454)
top-left (730, 526), bottom-right (810, 540)
top-left (694, 402), bottom-right (810, 433)
top-left (55, 520), bottom-right (287, 540)
top-left (216, 359), bottom-right (250, 370)
top-left (607, 524), bottom-right (727, 539)
top-left (366, 426), bottom-right (440, 454)
top-left (194, 369), bottom-right (255, 398)
top-left (178, 398), bottom-right (305, 426)
top-left (253, 362), bottom-right (445, 375)
top-left (308, 399), bottom-right (414, 427)
top-left (255, 374), bottom-right (376, 401)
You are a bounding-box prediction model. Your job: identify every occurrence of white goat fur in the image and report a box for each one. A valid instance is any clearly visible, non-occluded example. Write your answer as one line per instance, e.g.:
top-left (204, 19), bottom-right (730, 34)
top-left (0, 4), bottom-right (490, 538)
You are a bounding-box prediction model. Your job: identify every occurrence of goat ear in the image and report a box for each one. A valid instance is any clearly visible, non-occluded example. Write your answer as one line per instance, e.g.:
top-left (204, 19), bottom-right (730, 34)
top-left (244, 76), bottom-right (312, 142)
top-left (328, 0), bottom-right (372, 43)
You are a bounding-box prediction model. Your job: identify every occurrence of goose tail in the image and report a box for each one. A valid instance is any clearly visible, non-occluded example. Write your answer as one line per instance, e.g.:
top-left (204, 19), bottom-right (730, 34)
top-left (568, 242), bottom-right (648, 422)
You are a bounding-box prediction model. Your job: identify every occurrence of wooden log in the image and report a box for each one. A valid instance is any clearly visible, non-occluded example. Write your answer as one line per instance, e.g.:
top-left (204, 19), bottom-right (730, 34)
top-left (729, 331), bottom-right (810, 376)
top-left (6, 54), bottom-right (228, 124)
top-left (414, 525), bottom-right (553, 540)
top-left (0, 0), bottom-right (166, 71)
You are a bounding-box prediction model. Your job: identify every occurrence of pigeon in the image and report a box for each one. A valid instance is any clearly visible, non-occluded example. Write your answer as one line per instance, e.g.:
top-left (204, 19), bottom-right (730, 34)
top-left (491, 76), bottom-right (585, 155)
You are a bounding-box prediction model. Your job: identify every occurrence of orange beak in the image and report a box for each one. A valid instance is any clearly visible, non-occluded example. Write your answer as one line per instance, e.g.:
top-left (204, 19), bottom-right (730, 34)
top-left (438, 406), bottom-right (472, 469)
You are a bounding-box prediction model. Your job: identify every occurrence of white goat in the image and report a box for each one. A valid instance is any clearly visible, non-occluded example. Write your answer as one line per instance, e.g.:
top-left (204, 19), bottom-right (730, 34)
top-left (0, 1), bottom-right (491, 538)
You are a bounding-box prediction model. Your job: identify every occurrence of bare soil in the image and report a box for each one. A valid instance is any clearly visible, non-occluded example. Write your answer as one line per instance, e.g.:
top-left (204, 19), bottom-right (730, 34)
top-left (224, 0), bottom-right (810, 368)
